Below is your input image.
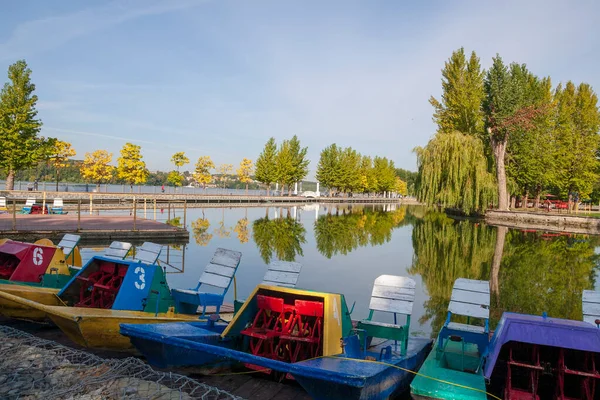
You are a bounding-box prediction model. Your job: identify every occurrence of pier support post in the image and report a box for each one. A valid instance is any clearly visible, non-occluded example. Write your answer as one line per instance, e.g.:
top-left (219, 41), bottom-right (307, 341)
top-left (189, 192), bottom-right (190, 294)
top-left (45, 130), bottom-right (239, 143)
top-left (133, 196), bottom-right (137, 231)
top-left (89, 194), bottom-right (93, 215)
top-left (144, 198), bottom-right (147, 218)
top-left (77, 199), bottom-right (81, 231)
top-left (154, 198), bottom-right (157, 221)
top-left (42, 192), bottom-right (46, 215)
top-left (184, 200), bottom-right (187, 227)
top-left (12, 199), bottom-right (16, 231)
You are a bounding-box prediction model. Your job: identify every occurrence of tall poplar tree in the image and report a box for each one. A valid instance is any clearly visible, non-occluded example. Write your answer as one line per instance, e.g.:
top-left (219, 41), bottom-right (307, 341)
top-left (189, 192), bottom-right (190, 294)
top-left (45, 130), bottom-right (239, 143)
top-left (0, 60), bottom-right (46, 190)
top-left (255, 137), bottom-right (278, 195)
top-left (430, 48), bottom-right (485, 136)
top-left (288, 135), bottom-right (309, 192)
top-left (316, 144), bottom-right (341, 193)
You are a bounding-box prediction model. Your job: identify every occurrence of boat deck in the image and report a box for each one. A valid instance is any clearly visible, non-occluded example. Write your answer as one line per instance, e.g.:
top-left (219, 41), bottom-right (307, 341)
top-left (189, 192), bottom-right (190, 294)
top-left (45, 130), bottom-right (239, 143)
top-left (0, 215), bottom-right (188, 241)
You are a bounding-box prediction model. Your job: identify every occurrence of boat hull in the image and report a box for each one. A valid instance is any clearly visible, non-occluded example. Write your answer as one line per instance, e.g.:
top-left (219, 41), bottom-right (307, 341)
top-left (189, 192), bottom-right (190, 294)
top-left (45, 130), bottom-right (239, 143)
top-left (0, 284), bottom-right (61, 320)
top-left (410, 340), bottom-right (487, 400)
top-left (121, 322), bottom-right (432, 400)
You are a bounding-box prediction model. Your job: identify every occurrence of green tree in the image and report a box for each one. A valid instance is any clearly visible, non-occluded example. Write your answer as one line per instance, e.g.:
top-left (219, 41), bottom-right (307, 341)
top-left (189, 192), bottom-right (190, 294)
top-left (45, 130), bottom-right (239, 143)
top-left (48, 140), bottom-right (76, 191)
top-left (338, 147), bottom-right (362, 193)
top-left (316, 144), bottom-right (341, 194)
top-left (414, 131), bottom-right (497, 214)
top-left (430, 48), bottom-right (485, 136)
top-left (117, 142), bottom-right (149, 191)
top-left (193, 156), bottom-right (214, 188)
top-left (373, 157), bottom-right (396, 194)
top-left (289, 135), bottom-right (309, 192)
top-left (275, 140), bottom-right (294, 193)
top-left (0, 60), bottom-right (47, 190)
top-left (483, 57), bottom-right (546, 210)
top-left (553, 82), bottom-right (600, 206)
top-left (255, 137), bottom-right (278, 195)
top-left (81, 150), bottom-right (114, 190)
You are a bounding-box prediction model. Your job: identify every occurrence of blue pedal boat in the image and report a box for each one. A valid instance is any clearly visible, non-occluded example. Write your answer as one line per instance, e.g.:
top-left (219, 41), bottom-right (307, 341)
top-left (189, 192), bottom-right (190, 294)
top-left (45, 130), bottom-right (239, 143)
top-left (121, 275), bottom-right (432, 400)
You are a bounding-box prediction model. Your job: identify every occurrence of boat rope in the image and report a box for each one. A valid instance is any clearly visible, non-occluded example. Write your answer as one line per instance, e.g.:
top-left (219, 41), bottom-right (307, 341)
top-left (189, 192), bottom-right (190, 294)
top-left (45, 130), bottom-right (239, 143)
top-left (208, 355), bottom-right (502, 400)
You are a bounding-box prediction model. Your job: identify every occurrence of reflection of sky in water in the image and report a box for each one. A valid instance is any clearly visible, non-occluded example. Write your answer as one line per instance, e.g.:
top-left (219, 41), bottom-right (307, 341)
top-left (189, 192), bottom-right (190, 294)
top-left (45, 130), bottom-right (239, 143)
top-left (78, 204), bottom-right (600, 337)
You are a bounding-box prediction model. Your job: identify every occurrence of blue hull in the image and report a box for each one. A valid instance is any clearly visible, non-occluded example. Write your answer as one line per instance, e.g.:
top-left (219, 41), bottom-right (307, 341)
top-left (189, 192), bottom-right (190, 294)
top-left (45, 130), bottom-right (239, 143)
top-left (121, 322), bottom-right (432, 400)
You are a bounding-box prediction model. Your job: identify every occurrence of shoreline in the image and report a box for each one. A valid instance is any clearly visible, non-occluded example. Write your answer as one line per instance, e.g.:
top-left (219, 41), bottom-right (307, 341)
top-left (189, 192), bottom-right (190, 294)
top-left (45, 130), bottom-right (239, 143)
top-left (485, 210), bottom-right (600, 235)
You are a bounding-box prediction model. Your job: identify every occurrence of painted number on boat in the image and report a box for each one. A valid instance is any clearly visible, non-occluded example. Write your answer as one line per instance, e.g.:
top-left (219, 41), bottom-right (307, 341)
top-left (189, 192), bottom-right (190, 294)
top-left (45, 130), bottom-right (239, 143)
top-left (134, 266), bottom-right (146, 290)
top-left (32, 248), bottom-right (44, 266)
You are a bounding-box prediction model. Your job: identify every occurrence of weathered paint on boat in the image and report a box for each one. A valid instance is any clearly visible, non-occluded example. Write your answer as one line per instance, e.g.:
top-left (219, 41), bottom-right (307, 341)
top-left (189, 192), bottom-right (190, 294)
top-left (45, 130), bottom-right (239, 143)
top-left (122, 283), bottom-right (432, 399)
top-left (0, 284), bottom-right (61, 320)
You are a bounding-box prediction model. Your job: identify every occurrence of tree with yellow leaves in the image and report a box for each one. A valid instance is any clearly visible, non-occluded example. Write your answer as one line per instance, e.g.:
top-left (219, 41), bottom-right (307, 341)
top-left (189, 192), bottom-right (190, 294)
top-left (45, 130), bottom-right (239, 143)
top-left (117, 143), bottom-right (149, 191)
top-left (237, 158), bottom-right (253, 193)
top-left (169, 152), bottom-right (189, 188)
top-left (48, 140), bottom-right (76, 191)
top-left (81, 150), bottom-right (114, 190)
top-left (217, 163), bottom-right (233, 189)
top-left (234, 218), bottom-right (250, 243)
top-left (193, 156), bottom-right (215, 188)
top-left (394, 177), bottom-right (408, 197)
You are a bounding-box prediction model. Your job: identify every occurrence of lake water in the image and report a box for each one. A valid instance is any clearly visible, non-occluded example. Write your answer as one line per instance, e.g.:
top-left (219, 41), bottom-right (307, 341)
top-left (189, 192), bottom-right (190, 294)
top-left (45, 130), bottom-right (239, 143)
top-left (83, 203), bottom-right (600, 337)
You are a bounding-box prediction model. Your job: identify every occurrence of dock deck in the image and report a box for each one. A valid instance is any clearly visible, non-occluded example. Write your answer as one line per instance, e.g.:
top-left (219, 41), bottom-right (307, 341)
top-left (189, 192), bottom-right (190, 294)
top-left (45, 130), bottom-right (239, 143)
top-left (0, 215), bottom-right (189, 242)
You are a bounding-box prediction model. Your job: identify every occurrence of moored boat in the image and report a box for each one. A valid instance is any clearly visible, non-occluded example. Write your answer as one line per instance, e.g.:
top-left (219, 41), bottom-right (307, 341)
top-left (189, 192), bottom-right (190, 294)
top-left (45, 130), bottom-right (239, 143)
top-left (121, 275), bottom-right (432, 399)
top-left (410, 278), bottom-right (491, 400)
top-left (0, 247), bottom-right (242, 350)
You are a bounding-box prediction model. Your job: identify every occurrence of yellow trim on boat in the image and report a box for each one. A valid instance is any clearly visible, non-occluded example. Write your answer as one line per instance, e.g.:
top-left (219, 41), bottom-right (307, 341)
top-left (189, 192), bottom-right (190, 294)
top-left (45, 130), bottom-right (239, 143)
top-left (34, 238), bottom-right (54, 246)
top-left (222, 284), bottom-right (344, 356)
top-left (0, 284), bottom-right (61, 320)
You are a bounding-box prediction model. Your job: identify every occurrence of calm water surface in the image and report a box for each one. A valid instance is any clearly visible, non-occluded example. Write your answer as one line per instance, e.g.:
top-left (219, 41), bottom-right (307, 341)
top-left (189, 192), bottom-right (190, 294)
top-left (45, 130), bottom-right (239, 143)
top-left (86, 204), bottom-right (600, 337)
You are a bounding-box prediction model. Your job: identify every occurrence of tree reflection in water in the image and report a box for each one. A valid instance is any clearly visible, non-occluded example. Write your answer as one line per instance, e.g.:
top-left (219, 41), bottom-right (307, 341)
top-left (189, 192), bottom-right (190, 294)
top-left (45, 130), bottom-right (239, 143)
top-left (252, 209), bottom-right (306, 264)
top-left (191, 218), bottom-right (213, 246)
top-left (411, 210), bottom-right (600, 335)
top-left (314, 205), bottom-right (407, 258)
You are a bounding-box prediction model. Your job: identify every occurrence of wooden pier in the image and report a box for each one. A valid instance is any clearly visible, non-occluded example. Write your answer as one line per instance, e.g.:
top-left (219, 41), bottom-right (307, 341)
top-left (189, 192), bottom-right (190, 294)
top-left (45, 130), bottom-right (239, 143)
top-left (0, 214), bottom-right (189, 242)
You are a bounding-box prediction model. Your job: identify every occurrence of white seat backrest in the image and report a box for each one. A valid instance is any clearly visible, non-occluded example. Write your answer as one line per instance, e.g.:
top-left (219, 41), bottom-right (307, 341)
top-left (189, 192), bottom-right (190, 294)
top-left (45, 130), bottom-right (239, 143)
top-left (449, 278), bottom-right (490, 320)
top-left (583, 290), bottom-right (600, 326)
top-left (25, 198), bottom-right (36, 206)
top-left (0, 197), bottom-right (6, 207)
top-left (105, 241), bottom-right (132, 259)
top-left (369, 275), bottom-right (416, 316)
top-left (262, 261), bottom-right (302, 288)
top-left (57, 234), bottom-right (81, 257)
top-left (133, 242), bottom-right (163, 264)
top-left (198, 248), bottom-right (242, 290)
top-left (53, 198), bottom-right (64, 207)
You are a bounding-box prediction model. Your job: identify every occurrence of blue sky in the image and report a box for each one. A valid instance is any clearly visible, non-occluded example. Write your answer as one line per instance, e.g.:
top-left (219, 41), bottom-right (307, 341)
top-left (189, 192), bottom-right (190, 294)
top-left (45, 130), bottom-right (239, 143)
top-left (1, 1), bottom-right (598, 177)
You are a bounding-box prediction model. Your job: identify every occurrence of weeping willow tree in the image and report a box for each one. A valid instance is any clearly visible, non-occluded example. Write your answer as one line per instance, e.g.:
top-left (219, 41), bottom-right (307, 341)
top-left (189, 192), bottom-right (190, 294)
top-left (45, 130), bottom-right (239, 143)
top-left (409, 211), bottom-right (496, 334)
top-left (414, 131), bottom-right (496, 214)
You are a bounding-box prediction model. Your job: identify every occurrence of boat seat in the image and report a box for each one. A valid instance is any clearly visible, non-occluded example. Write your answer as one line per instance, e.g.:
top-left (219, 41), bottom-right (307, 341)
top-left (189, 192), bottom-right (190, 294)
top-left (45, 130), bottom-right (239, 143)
top-left (583, 290), bottom-right (600, 327)
top-left (356, 275), bottom-right (415, 355)
top-left (20, 198), bottom-right (36, 214)
top-left (261, 261), bottom-right (302, 288)
top-left (438, 278), bottom-right (490, 355)
top-left (447, 322), bottom-right (485, 334)
top-left (51, 198), bottom-right (65, 214)
top-left (104, 241), bottom-right (132, 260)
top-left (132, 242), bottom-right (162, 265)
top-left (57, 234), bottom-right (81, 260)
top-left (171, 248), bottom-right (242, 317)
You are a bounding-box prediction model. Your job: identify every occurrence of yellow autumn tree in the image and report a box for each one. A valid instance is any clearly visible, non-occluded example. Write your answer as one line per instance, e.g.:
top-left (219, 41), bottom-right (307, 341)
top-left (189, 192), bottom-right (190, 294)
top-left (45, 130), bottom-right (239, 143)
top-left (169, 151), bottom-right (190, 188)
top-left (117, 142), bottom-right (149, 191)
top-left (394, 177), bottom-right (408, 196)
top-left (81, 150), bottom-right (114, 190)
top-left (217, 163), bottom-right (233, 189)
top-left (237, 158), bottom-right (254, 193)
top-left (48, 140), bottom-right (76, 191)
top-left (193, 156), bottom-right (215, 188)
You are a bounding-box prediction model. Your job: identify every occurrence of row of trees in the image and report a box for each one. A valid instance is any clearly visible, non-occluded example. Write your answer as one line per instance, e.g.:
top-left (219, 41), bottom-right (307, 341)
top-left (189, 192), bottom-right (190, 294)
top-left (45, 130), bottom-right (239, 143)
top-left (255, 136), bottom-right (309, 195)
top-left (316, 144), bottom-right (406, 195)
top-left (416, 48), bottom-right (600, 213)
